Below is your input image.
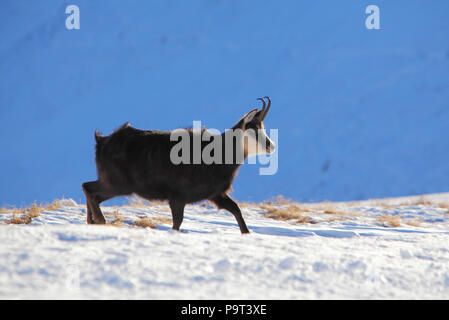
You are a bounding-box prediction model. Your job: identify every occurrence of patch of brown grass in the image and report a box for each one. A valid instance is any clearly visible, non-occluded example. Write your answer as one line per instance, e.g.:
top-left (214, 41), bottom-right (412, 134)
top-left (45, 199), bottom-right (61, 211)
top-left (326, 216), bottom-right (349, 223)
top-left (154, 205), bottom-right (171, 212)
top-left (404, 219), bottom-right (422, 227)
top-left (237, 201), bottom-right (257, 209)
top-left (132, 217), bottom-right (158, 229)
top-left (262, 203), bottom-right (313, 224)
top-left (437, 203), bottom-right (449, 209)
top-left (310, 202), bottom-right (333, 211)
top-left (27, 202), bottom-right (44, 218)
top-left (372, 199), bottom-right (387, 206)
top-left (7, 207), bottom-right (24, 214)
top-left (132, 216), bottom-right (172, 229)
top-left (260, 202), bottom-right (312, 212)
top-left (307, 203), bottom-right (357, 217)
top-left (2, 199), bottom-right (64, 220)
top-left (7, 213), bottom-right (32, 225)
top-left (106, 210), bottom-right (125, 227)
top-left (321, 207), bottom-right (346, 215)
top-left (150, 200), bottom-right (168, 206)
top-left (376, 214), bottom-right (401, 227)
top-left (415, 197), bottom-right (433, 205)
top-left (400, 197), bottom-right (433, 206)
top-left (5, 202), bottom-right (43, 225)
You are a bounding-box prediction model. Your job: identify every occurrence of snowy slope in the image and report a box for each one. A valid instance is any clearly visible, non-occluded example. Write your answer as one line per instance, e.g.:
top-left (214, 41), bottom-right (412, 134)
top-left (1, 1), bottom-right (449, 206)
top-left (1, 193), bottom-right (449, 299)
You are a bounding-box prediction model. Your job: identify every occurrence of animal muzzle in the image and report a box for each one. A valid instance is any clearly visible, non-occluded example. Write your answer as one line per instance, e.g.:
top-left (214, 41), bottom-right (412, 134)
top-left (265, 138), bottom-right (276, 154)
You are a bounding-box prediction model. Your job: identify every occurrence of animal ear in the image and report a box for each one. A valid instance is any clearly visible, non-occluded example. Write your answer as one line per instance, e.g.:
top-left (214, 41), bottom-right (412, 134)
top-left (232, 108), bottom-right (258, 130)
top-left (255, 109), bottom-right (265, 120)
top-left (241, 109), bottom-right (258, 125)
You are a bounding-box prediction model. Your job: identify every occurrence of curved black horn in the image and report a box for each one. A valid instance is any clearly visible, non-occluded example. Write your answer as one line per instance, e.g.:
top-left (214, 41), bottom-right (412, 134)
top-left (262, 96), bottom-right (271, 119)
top-left (257, 97), bottom-right (266, 115)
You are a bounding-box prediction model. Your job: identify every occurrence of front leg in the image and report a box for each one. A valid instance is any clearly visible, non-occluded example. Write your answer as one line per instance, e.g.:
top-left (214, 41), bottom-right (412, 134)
top-left (169, 200), bottom-right (185, 231)
top-left (211, 194), bottom-right (250, 234)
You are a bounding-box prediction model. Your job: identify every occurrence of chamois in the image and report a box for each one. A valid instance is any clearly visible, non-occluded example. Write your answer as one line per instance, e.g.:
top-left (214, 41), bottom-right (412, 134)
top-left (82, 97), bottom-right (275, 233)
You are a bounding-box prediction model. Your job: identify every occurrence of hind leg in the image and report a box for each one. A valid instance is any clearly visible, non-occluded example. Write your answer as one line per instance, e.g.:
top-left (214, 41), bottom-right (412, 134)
top-left (82, 180), bottom-right (115, 224)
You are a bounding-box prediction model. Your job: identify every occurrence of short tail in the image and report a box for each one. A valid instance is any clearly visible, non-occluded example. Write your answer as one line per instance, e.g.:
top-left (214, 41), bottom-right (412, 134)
top-left (94, 130), bottom-right (104, 144)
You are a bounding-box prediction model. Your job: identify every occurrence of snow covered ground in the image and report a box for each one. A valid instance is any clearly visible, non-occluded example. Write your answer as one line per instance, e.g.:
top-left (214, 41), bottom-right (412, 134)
top-left (1, 193), bottom-right (449, 299)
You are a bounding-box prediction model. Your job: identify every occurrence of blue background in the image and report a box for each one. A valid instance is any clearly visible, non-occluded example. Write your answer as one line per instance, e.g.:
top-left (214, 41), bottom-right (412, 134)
top-left (1, 1), bottom-right (448, 206)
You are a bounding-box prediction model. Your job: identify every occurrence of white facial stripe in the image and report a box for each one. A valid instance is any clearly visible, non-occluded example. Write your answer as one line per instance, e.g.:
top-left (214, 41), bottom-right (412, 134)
top-left (259, 127), bottom-right (276, 154)
top-left (243, 127), bottom-right (275, 156)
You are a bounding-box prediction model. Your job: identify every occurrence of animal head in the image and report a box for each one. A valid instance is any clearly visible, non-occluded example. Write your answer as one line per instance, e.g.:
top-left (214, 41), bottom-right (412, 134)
top-left (235, 96), bottom-right (276, 157)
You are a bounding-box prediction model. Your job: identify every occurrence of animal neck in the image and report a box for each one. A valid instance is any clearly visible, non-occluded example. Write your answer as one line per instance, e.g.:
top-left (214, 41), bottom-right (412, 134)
top-left (219, 129), bottom-right (248, 165)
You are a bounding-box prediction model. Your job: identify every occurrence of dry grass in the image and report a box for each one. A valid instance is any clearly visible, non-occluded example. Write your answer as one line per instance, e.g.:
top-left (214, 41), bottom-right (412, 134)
top-left (415, 197), bottom-right (433, 205)
top-left (404, 219), bottom-right (422, 227)
top-left (0, 207), bottom-right (9, 214)
top-left (7, 213), bottom-right (33, 225)
top-left (237, 201), bottom-right (257, 209)
top-left (1, 198), bottom-right (69, 225)
top-left (9, 207), bottom-right (24, 214)
top-left (106, 210), bottom-right (125, 227)
top-left (373, 199), bottom-right (387, 206)
top-left (262, 203), bottom-right (313, 224)
top-left (27, 202), bottom-right (44, 218)
top-left (149, 200), bottom-right (168, 206)
top-left (1, 198), bottom-right (63, 218)
top-left (376, 214), bottom-right (401, 227)
top-left (259, 197), bottom-right (359, 225)
top-left (435, 203), bottom-right (449, 215)
top-left (4, 202), bottom-right (44, 225)
top-left (306, 202), bottom-right (356, 216)
top-left (400, 196), bottom-right (433, 206)
top-left (45, 199), bottom-right (61, 211)
top-left (260, 202), bottom-right (312, 212)
top-left (314, 205), bottom-right (357, 223)
top-left (132, 216), bottom-right (172, 229)
top-left (15, 207), bottom-right (24, 214)
top-left (132, 217), bottom-right (158, 229)
top-left (320, 207), bottom-right (347, 215)
top-left (325, 216), bottom-right (349, 223)
top-left (105, 209), bottom-right (172, 229)
top-left (437, 203), bottom-right (449, 209)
